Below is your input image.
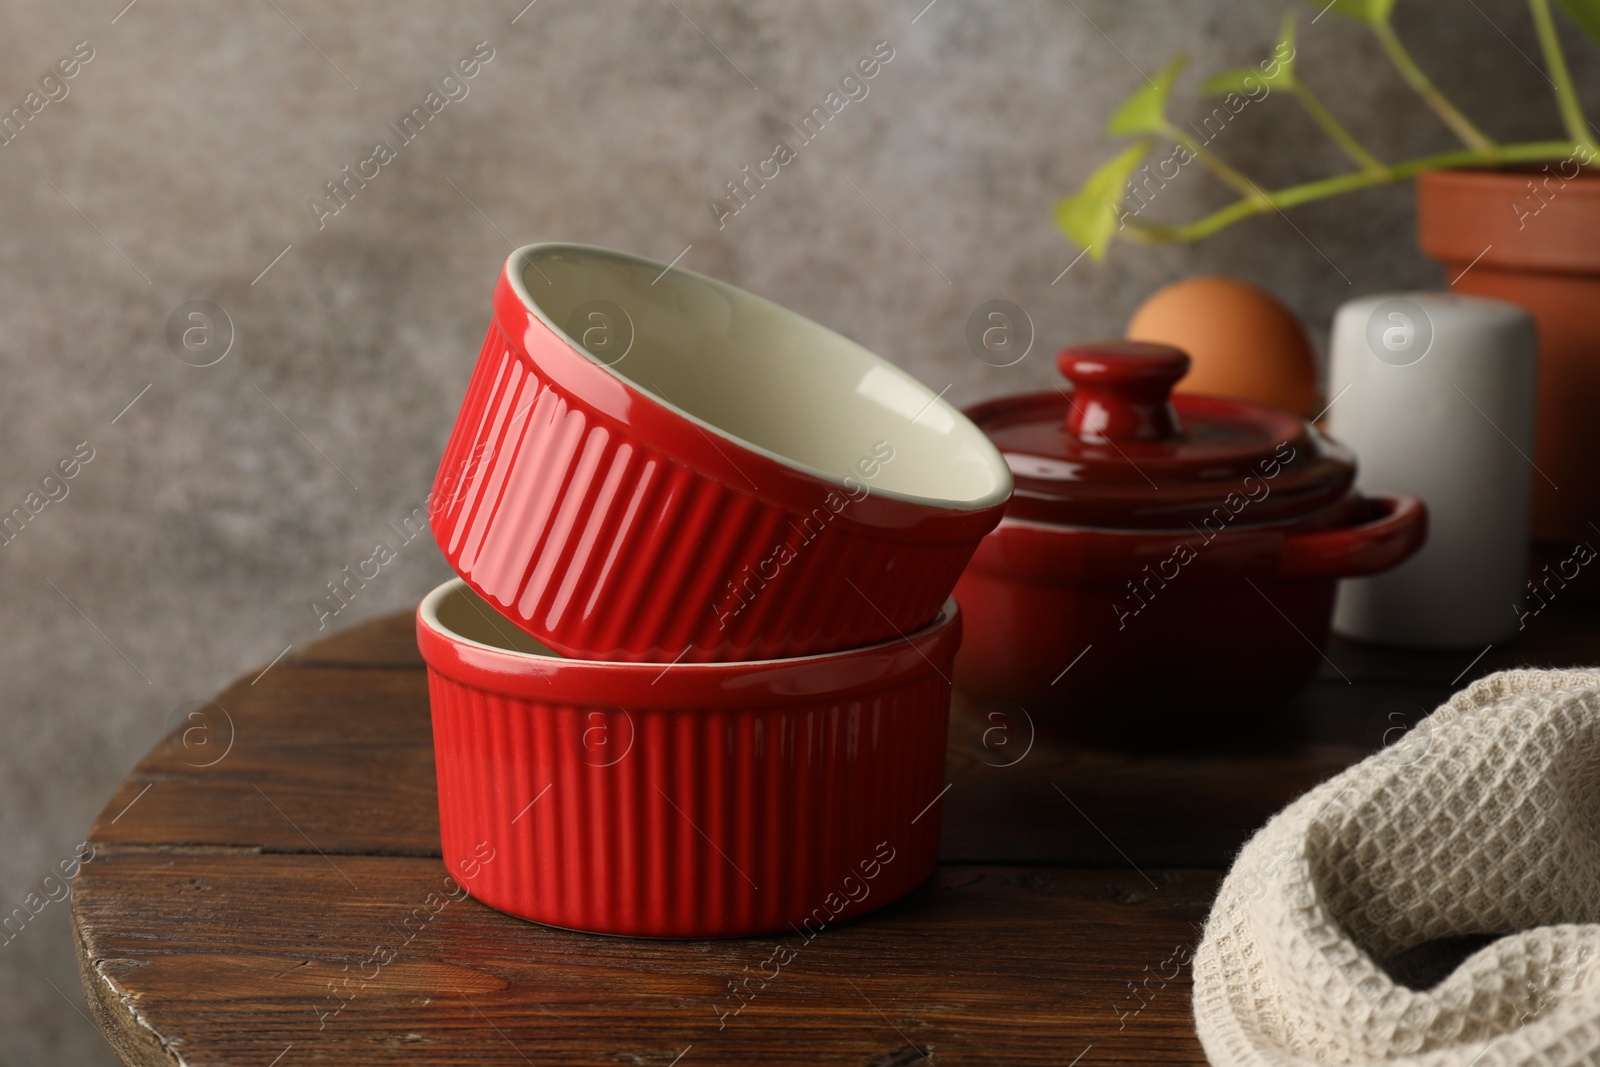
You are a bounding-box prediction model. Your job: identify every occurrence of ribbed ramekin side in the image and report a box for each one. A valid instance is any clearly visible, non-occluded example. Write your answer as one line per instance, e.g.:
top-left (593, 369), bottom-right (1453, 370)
top-left (431, 320), bottom-right (990, 662)
top-left (424, 662), bottom-right (952, 937)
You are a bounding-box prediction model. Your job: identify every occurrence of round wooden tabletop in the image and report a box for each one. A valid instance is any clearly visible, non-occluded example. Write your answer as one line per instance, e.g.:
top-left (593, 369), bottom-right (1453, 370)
top-left (73, 605), bottom-right (1598, 1065)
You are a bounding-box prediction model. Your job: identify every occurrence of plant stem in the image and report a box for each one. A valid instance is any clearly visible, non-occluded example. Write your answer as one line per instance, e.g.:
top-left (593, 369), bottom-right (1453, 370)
top-left (1160, 122), bottom-right (1274, 208)
top-left (1120, 139), bottom-right (1577, 244)
top-left (1527, 0), bottom-right (1597, 152)
top-left (1371, 20), bottom-right (1497, 152)
top-left (1292, 83), bottom-right (1387, 176)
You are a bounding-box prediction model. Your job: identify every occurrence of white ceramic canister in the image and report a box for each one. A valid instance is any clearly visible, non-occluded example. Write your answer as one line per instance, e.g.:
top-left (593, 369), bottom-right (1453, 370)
top-left (1327, 292), bottom-right (1538, 648)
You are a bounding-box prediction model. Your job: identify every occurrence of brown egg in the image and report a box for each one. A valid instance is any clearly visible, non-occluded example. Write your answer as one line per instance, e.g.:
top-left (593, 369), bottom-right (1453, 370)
top-left (1126, 276), bottom-right (1319, 416)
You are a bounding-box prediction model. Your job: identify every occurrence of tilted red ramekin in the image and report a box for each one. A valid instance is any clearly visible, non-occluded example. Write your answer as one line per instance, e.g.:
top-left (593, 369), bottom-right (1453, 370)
top-left (417, 578), bottom-right (959, 938)
top-left (430, 243), bottom-right (1011, 663)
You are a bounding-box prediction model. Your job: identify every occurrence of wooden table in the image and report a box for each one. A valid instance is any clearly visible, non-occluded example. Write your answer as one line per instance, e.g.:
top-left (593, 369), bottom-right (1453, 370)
top-left (73, 602), bottom-right (1600, 1066)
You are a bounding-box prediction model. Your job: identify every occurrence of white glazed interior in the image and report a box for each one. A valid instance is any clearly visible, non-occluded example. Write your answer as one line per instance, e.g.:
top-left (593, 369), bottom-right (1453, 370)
top-left (427, 579), bottom-right (557, 657)
top-left (509, 243), bottom-right (1012, 510)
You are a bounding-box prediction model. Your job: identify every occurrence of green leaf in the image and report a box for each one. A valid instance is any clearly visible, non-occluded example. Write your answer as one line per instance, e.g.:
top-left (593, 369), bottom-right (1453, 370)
top-left (1107, 56), bottom-right (1186, 136)
top-left (1200, 66), bottom-right (1269, 95)
top-left (1272, 12), bottom-right (1299, 81)
top-left (1556, 0), bottom-right (1600, 46)
top-left (1305, 0), bottom-right (1395, 26)
top-left (1054, 140), bottom-right (1152, 260)
top-left (1202, 15), bottom-right (1297, 96)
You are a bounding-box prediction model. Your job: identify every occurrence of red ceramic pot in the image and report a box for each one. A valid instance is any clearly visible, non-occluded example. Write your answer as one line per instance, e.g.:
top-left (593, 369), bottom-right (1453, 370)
top-left (953, 342), bottom-right (1427, 746)
top-left (416, 578), bottom-right (957, 937)
top-left (431, 243), bottom-right (1011, 663)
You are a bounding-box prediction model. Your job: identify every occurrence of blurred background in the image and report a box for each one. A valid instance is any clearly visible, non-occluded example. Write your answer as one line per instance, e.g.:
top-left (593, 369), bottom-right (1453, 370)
top-left (0, 1), bottom-right (1592, 1061)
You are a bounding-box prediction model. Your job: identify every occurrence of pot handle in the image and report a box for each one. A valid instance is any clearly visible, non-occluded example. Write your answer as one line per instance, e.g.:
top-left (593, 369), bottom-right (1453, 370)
top-left (1277, 494), bottom-right (1429, 581)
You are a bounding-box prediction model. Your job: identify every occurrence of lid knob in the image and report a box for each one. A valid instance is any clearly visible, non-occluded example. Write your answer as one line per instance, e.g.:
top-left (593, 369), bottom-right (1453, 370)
top-left (1057, 341), bottom-right (1190, 444)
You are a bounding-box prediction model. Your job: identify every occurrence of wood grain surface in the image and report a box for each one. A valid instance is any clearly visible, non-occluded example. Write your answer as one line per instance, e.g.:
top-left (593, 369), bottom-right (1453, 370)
top-left (73, 602), bottom-right (1600, 1065)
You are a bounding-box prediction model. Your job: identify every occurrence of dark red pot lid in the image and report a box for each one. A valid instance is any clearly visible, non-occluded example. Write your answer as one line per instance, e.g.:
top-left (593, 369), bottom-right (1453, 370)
top-left (963, 341), bottom-right (1354, 529)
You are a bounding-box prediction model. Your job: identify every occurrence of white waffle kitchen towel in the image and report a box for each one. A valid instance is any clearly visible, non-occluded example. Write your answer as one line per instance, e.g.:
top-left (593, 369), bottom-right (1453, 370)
top-left (1193, 668), bottom-right (1600, 1067)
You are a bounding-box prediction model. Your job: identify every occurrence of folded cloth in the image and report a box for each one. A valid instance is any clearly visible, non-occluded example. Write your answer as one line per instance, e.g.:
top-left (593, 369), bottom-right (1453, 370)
top-left (1193, 668), bottom-right (1600, 1067)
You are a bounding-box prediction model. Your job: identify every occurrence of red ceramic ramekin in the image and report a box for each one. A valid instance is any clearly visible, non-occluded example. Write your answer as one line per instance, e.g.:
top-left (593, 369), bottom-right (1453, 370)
top-left (953, 342), bottom-right (1428, 746)
top-left (430, 243), bottom-right (1011, 663)
top-left (416, 578), bottom-right (959, 938)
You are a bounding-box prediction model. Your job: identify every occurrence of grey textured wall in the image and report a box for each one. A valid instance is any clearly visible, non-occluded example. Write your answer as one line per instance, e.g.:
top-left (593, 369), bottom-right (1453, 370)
top-left (0, 1), bottom-right (1590, 1061)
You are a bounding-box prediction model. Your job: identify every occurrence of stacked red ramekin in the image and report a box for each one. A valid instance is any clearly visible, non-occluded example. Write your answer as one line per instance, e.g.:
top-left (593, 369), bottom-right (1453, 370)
top-left (417, 244), bottom-right (1011, 936)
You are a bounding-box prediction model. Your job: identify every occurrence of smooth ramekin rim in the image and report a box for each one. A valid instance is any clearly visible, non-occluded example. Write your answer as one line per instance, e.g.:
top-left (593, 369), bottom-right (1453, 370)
top-left (416, 578), bottom-right (962, 709)
top-left (502, 241), bottom-right (1013, 515)
top-left (421, 576), bottom-right (955, 665)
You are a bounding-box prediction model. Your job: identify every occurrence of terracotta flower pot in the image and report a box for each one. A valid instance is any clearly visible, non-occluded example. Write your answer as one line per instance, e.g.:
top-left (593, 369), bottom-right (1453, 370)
top-left (1416, 167), bottom-right (1600, 545)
